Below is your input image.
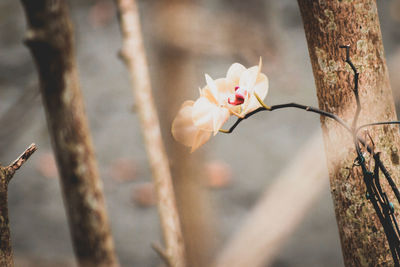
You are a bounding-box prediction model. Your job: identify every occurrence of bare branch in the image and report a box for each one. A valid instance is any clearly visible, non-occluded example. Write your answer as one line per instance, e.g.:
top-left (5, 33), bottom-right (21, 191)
top-left (7, 143), bottom-right (37, 180)
top-left (114, 0), bottom-right (186, 266)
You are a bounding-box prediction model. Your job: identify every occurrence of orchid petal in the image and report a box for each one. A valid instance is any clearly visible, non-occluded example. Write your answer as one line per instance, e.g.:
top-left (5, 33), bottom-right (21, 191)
top-left (214, 78), bottom-right (234, 104)
top-left (192, 96), bottom-right (230, 134)
top-left (239, 57), bottom-right (262, 91)
top-left (192, 97), bottom-right (217, 131)
top-left (239, 66), bottom-right (259, 90)
top-left (242, 74), bottom-right (269, 114)
top-left (191, 130), bottom-right (213, 152)
top-left (257, 57), bottom-right (262, 77)
top-left (205, 74), bottom-right (220, 101)
top-left (201, 87), bottom-right (217, 104)
top-left (226, 63), bottom-right (246, 84)
top-left (172, 101), bottom-right (212, 150)
top-left (255, 73), bottom-right (269, 100)
top-left (212, 107), bottom-right (230, 135)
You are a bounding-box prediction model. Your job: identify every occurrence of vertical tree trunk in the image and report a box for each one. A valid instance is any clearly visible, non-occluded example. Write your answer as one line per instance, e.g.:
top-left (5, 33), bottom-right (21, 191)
top-left (158, 45), bottom-right (215, 267)
top-left (297, 0), bottom-right (400, 265)
top-left (20, 1), bottom-right (119, 266)
top-left (154, 1), bottom-right (217, 266)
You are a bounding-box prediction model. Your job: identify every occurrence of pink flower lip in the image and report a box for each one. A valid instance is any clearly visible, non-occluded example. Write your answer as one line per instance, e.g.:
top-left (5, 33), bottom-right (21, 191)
top-left (228, 88), bottom-right (246, 105)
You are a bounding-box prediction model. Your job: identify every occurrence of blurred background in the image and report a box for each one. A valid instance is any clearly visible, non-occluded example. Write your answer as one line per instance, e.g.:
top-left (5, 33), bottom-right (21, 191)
top-left (1, 0), bottom-right (400, 266)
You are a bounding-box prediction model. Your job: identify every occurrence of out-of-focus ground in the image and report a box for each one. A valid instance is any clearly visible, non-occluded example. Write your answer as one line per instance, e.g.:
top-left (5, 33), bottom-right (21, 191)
top-left (1, 0), bottom-right (400, 266)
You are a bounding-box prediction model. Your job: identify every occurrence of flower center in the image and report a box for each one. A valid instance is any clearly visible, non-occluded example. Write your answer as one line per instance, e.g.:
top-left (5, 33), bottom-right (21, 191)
top-left (228, 86), bottom-right (247, 105)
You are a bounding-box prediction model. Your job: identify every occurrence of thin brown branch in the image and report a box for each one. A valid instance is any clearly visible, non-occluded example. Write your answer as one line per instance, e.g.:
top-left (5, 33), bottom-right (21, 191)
top-left (114, 0), bottom-right (186, 266)
top-left (7, 143), bottom-right (37, 180)
top-left (19, 1), bottom-right (119, 266)
top-left (0, 144), bottom-right (37, 267)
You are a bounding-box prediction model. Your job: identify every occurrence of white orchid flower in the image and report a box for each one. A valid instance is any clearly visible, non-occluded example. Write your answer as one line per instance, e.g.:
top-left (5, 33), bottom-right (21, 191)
top-left (172, 58), bottom-right (269, 152)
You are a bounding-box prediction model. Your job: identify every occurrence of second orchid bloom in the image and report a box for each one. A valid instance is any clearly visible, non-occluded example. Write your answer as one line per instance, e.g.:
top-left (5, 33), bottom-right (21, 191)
top-left (172, 59), bottom-right (269, 152)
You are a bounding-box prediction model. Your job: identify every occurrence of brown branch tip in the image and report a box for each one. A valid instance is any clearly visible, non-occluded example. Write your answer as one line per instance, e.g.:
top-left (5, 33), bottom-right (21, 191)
top-left (9, 143), bottom-right (37, 173)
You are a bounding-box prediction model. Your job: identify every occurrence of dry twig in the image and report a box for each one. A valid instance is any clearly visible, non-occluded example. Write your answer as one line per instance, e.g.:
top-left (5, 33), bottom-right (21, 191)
top-left (114, 0), bottom-right (186, 266)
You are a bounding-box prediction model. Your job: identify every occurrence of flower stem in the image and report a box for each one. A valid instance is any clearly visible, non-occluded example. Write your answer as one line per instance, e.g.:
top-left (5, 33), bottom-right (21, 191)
top-left (269, 103), bottom-right (352, 132)
top-left (220, 102), bottom-right (352, 134)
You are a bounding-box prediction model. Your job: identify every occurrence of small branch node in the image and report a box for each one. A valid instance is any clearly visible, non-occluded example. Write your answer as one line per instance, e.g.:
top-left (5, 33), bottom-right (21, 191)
top-left (117, 48), bottom-right (128, 64)
top-left (151, 242), bottom-right (172, 267)
top-left (23, 29), bottom-right (47, 47)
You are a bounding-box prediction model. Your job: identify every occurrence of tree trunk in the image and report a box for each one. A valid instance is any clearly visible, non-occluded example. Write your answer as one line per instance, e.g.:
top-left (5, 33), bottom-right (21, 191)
top-left (153, 1), bottom-right (217, 266)
top-left (157, 45), bottom-right (216, 267)
top-left (298, 0), bottom-right (400, 265)
top-left (19, 1), bottom-right (119, 266)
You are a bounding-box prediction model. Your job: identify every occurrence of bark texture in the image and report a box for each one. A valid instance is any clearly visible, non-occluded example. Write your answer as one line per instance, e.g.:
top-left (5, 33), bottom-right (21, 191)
top-left (114, 0), bottom-right (186, 266)
top-left (298, 0), bottom-right (400, 265)
top-left (0, 173), bottom-right (12, 267)
top-left (0, 144), bottom-right (36, 267)
top-left (20, 1), bottom-right (119, 266)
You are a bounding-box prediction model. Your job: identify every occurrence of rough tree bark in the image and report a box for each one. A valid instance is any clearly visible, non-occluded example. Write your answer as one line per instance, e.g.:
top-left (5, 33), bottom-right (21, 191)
top-left (0, 144), bottom-right (36, 267)
top-left (298, 1), bottom-right (400, 265)
top-left (19, 1), bottom-right (119, 266)
top-left (114, 0), bottom-right (186, 266)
